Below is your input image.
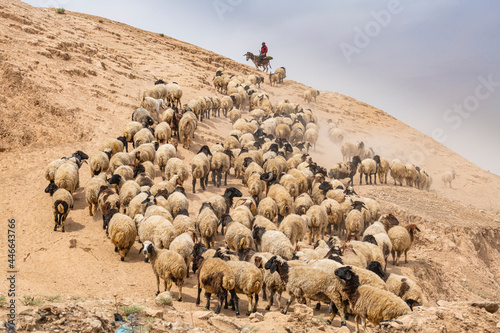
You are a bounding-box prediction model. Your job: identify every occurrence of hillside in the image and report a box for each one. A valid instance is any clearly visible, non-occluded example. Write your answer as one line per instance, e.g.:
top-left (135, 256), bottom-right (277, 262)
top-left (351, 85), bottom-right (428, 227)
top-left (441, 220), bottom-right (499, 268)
top-left (0, 1), bottom-right (499, 332)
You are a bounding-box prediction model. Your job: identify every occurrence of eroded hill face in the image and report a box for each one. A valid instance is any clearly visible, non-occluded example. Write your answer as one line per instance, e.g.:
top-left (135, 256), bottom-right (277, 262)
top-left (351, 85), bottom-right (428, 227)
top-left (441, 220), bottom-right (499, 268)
top-left (0, 0), bottom-right (499, 331)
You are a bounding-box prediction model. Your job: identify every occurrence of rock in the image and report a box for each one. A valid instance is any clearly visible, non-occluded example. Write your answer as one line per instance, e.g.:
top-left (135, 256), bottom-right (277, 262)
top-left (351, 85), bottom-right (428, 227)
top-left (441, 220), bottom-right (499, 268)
top-left (291, 304), bottom-right (314, 322)
top-left (155, 291), bottom-right (173, 306)
top-left (142, 307), bottom-right (164, 318)
top-left (240, 328), bottom-right (252, 333)
top-left (194, 311), bottom-right (214, 320)
top-left (69, 238), bottom-right (77, 248)
top-left (469, 301), bottom-right (499, 314)
top-left (82, 318), bottom-right (103, 333)
top-left (172, 319), bottom-right (192, 331)
top-left (19, 308), bottom-right (34, 315)
top-left (249, 312), bottom-right (264, 323)
top-left (337, 326), bottom-right (351, 333)
top-left (437, 300), bottom-right (450, 307)
top-left (497, 321), bottom-right (500, 329)
top-left (208, 315), bottom-right (242, 332)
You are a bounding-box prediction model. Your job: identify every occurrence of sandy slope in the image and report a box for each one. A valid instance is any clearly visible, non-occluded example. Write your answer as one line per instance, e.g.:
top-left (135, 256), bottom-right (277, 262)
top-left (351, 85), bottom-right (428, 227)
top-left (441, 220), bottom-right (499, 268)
top-left (0, 1), bottom-right (499, 331)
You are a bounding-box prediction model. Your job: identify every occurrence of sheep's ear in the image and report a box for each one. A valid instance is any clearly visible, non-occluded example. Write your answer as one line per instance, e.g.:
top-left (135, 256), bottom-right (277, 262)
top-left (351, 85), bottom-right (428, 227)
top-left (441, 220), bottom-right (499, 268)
top-left (138, 244), bottom-right (144, 254)
top-left (269, 261), bottom-right (278, 274)
top-left (148, 245), bottom-right (156, 256)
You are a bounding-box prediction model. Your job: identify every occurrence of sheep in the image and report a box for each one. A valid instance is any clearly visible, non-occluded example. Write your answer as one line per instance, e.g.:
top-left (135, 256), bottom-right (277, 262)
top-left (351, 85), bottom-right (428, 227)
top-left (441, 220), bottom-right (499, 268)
top-left (222, 215), bottom-right (255, 259)
top-left (205, 187), bottom-right (243, 223)
top-left (267, 184), bottom-right (294, 223)
top-left (228, 108), bottom-right (241, 124)
top-left (275, 123), bottom-right (291, 140)
top-left (126, 191), bottom-right (149, 219)
top-left (287, 168), bottom-right (309, 195)
top-left (166, 82), bottom-right (183, 109)
top-left (247, 172), bottom-right (266, 205)
top-left (99, 137), bottom-right (127, 156)
top-left (441, 169), bottom-right (457, 188)
top-left (341, 141), bottom-right (362, 162)
top-left (269, 72), bottom-right (279, 86)
top-left (275, 67), bottom-right (286, 84)
top-left (132, 107), bottom-right (154, 128)
top-left (358, 158), bottom-right (377, 185)
top-left (165, 187), bottom-right (189, 218)
top-left (390, 160), bottom-right (406, 186)
top-left (345, 236), bottom-right (386, 271)
top-left (373, 155), bottom-right (390, 184)
top-left (179, 112), bottom-right (197, 149)
top-left (252, 216), bottom-right (278, 232)
top-left (44, 183), bottom-right (74, 232)
top-left (169, 230), bottom-right (196, 278)
top-left (278, 214), bottom-right (306, 247)
top-left (229, 200), bottom-right (255, 230)
top-left (345, 201), bottom-right (367, 238)
top-left (321, 198), bottom-right (344, 236)
top-left (123, 121), bottom-right (145, 151)
top-left (328, 155), bottom-right (362, 186)
top-left (265, 256), bottom-right (347, 326)
top-left (141, 97), bottom-right (164, 123)
top-left (144, 205), bottom-right (173, 222)
top-left (252, 228), bottom-right (294, 260)
top-left (155, 144), bottom-right (177, 180)
top-left (89, 150), bottom-right (112, 177)
top-left (132, 141), bottom-right (158, 164)
top-left (197, 203), bottom-right (218, 249)
top-left (196, 257), bottom-right (239, 315)
top-left (167, 207), bottom-right (190, 230)
top-left (303, 89), bottom-right (312, 103)
top-left (154, 122), bottom-right (172, 144)
top-left (304, 128), bottom-right (318, 152)
top-left (108, 213), bottom-right (137, 261)
top-left (191, 145), bottom-right (212, 193)
top-left (226, 260), bottom-right (263, 315)
top-left (334, 266), bottom-right (410, 333)
top-left (82, 173), bottom-right (106, 216)
top-left (165, 158), bottom-right (189, 185)
top-left (328, 127), bottom-right (344, 145)
top-left (53, 161), bottom-right (79, 194)
top-left (119, 180), bottom-right (141, 214)
top-left (256, 197), bottom-right (278, 222)
top-left (305, 205), bottom-right (328, 245)
top-left (366, 261), bottom-right (424, 308)
top-left (294, 192), bottom-right (313, 216)
top-left (140, 241), bottom-right (187, 300)
top-left (108, 152), bottom-right (133, 174)
top-left (404, 164), bottom-right (418, 186)
top-left (388, 224), bottom-right (421, 266)
top-left (221, 95), bottom-right (234, 117)
top-left (279, 174), bottom-right (300, 199)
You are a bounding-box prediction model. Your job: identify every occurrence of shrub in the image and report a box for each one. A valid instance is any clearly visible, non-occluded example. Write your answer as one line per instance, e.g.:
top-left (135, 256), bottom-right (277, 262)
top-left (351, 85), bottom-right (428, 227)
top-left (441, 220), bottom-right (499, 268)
top-left (56, 8), bottom-right (65, 14)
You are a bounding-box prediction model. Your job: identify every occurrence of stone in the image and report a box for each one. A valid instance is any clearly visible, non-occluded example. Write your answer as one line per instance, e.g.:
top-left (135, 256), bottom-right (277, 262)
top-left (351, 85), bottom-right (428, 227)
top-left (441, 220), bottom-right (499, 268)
top-left (249, 312), bottom-right (264, 323)
top-left (337, 326), bottom-right (351, 333)
top-left (194, 311), bottom-right (214, 320)
top-left (469, 301), bottom-right (499, 314)
top-left (142, 308), bottom-right (164, 318)
top-left (69, 239), bottom-right (77, 248)
top-left (155, 291), bottom-right (173, 306)
top-left (172, 319), bottom-right (192, 331)
top-left (496, 321), bottom-right (500, 329)
top-left (208, 315), bottom-right (242, 332)
top-left (437, 300), bottom-right (450, 307)
top-left (291, 304), bottom-right (314, 322)
top-left (240, 328), bottom-right (252, 333)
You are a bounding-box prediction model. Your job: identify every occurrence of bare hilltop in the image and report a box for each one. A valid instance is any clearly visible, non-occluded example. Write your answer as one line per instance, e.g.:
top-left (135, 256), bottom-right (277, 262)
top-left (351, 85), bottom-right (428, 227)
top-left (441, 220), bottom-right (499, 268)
top-left (0, 1), bottom-right (499, 332)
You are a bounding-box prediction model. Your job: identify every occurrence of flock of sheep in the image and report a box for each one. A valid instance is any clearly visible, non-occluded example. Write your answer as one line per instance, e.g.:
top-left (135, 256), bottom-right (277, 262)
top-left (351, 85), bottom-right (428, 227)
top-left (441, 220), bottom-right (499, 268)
top-left (42, 65), bottom-right (431, 332)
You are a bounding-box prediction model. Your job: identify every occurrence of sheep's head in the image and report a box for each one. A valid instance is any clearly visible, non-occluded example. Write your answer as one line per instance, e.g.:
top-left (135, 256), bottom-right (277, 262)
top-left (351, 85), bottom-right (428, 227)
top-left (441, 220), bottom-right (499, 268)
top-left (174, 186), bottom-right (186, 196)
top-left (72, 150), bottom-right (89, 161)
top-left (177, 208), bottom-right (189, 216)
top-left (319, 181), bottom-right (333, 193)
top-left (284, 143), bottom-right (293, 153)
top-left (199, 202), bottom-right (215, 214)
top-left (334, 266), bottom-right (359, 288)
top-left (352, 200), bottom-right (367, 211)
top-left (139, 241), bottom-right (156, 263)
top-left (252, 225), bottom-right (266, 242)
top-left (243, 157), bottom-right (254, 168)
top-left (254, 256), bottom-right (263, 269)
top-left (362, 234), bottom-right (378, 246)
top-left (219, 214), bottom-right (233, 228)
top-left (366, 261), bottom-right (385, 280)
top-left (345, 232), bottom-right (359, 242)
top-left (103, 149), bottom-right (113, 159)
top-left (197, 145), bottom-right (212, 156)
top-left (268, 143), bottom-right (279, 153)
top-left (133, 164), bottom-right (146, 179)
top-left (155, 79), bottom-right (167, 85)
top-left (214, 248), bottom-right (231, 261)
top-left (253, 128), bottom-right (265, 138)
top-left (373, 155), bottom-right (381, 164)
top-left (44, 182), bottom-right (58, 196)
top-left (406, 299), bottom-right (421, 311)
top-left (352, 156), bottom-right (362, 166)
top-left (224, 187), bottom-right (243, 200)
top-left (260, 172), bottom-right (276, 183)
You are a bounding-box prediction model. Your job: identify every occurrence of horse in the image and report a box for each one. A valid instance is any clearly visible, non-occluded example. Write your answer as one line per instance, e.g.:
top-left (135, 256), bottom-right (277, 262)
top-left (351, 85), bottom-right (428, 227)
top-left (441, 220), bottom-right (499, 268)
top-left (244, 52), bottom-right (272, 72)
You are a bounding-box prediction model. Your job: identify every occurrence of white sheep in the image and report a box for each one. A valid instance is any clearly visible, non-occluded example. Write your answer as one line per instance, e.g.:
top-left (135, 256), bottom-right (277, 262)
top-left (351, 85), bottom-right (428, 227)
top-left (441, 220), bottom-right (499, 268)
top-left (108, 213), bottom-right (137, 261)
top-left (441, 169), bottom-right (457, 188)
top-left (44, 183), bottom-right (74, 232)
top-left (141, 97), bottom-right (164, 123)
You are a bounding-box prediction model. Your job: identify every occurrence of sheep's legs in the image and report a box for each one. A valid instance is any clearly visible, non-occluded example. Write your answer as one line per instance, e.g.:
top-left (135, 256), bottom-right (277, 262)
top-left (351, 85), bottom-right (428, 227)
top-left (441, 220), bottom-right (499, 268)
top-left (265, 288), bottom-right (274, 310)
top-left (253, 294), bottom-right (259, 313)
top-left (195, 284), bottom-right (202, 305)
top-left (359, 174), bottom-right (363, 185)
top-left (192, 178), bottom-right (197, 194)
top-left (230, 289), bottom-right (240, 316)
top-left (224, 171), bottom-right (229, 186)
top-left (404, 250), bottom-right (408, 264)
top-left (281, 295), bottom-right (295, 314)
top-left (155, 275), bottom-right (161, 296)
top-left (205, 292), bottom-right (212, 311)
top-left (246, 294), bottom-right (253, 316)
top-left (177, 282), bottom-right (183, 301)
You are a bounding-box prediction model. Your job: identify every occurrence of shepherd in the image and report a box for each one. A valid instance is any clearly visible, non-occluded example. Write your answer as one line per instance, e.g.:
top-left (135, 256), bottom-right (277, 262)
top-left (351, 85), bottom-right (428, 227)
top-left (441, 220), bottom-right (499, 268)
top-left (258, 42), bottom-right (268, 66)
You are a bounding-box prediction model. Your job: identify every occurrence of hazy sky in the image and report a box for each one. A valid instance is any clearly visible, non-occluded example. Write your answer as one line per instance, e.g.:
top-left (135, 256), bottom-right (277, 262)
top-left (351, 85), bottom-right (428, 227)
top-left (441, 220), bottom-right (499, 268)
top-left (22, 0), bottom-right (500, 175)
